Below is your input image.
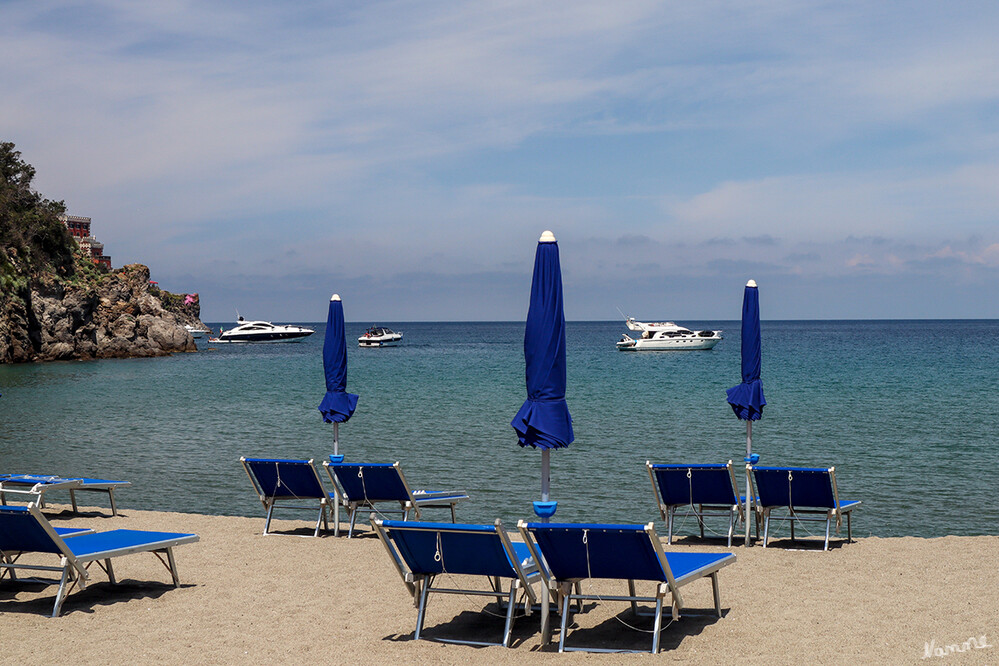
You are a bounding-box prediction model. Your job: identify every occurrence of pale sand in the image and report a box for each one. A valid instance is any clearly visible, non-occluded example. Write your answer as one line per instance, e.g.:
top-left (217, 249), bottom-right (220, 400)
top-left (2, 505), bottom-right (996, 664)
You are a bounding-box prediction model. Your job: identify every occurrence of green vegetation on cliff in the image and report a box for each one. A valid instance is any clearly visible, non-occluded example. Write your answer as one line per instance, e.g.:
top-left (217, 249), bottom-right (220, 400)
top-left (0, 142), bottom-right (77, 286)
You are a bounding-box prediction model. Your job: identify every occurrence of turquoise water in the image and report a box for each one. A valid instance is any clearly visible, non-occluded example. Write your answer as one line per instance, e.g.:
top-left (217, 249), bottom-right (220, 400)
top-left (1, 320), bottom-right (997, 538)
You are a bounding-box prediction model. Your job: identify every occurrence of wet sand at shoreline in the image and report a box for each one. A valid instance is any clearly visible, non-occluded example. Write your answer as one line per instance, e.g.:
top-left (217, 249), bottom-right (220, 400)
top-left (2, 505), bottom-right (996, 664)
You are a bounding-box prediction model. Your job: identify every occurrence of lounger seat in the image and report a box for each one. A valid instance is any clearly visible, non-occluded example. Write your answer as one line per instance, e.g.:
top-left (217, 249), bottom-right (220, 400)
top-left (0, 474), bottom-right (131, 516)
top-left (646, 461), bottom-right (755, 547)
top-left (371, 518), bottom-right (540, 647)
top-left (751, 465), bottom-right (861, 551)
top-left (518, 521), bottom-right (736, 653)
top-left (240, 458), bottom-right (332, 537)
top-left (324, 461), bottom-right (468, 537)
top-left (0, 503), bottom-right (198, 617)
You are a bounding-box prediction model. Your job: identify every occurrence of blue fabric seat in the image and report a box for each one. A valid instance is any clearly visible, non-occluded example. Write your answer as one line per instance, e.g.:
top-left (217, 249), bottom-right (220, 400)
top-left (324, 461), bottom-right (468, 538)
top-left (371, 518), bottom-right (541, 647)
top-left (518, 521), bottom-right (736, 653)
top-left (240, 458), bottom-right (332, 537)
top-left (0, 474), bottom-right (131, 516)
top-left (646, 461), bottom-right (755, 547)
top-left (751, 466), bottom-right (861, 550)
top-left (0, 503), bottom-right (198, 617)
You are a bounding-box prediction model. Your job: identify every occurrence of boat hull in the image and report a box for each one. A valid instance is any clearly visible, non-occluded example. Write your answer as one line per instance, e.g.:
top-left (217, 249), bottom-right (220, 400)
top-left (217, 331), bottom-right (313, 343)
top-left (617, 337), bottom-right (721, 351)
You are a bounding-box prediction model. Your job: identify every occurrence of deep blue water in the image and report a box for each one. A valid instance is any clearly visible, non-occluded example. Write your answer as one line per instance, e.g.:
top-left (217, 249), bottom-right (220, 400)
top-left (1, 320), bottom-right (997, 538)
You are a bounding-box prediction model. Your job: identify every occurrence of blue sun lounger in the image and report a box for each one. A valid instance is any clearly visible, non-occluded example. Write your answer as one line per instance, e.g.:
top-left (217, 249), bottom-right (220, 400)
top-left (518, 521), bottom-right (736, 653)
top-left (324, 461), bottom-right (468, 538)
top-left (240, 458), bottom-right (333, 537)
top-left (751, 466), bottom-right (861, 551)
top-left (0, 474), bottom-right (131, 516)
top-left (0, 503), bottom-right (198, 617)
top-left (646, 461), bottom-right (755, 547)
top-left (371, 517), bottom-right (541, 647)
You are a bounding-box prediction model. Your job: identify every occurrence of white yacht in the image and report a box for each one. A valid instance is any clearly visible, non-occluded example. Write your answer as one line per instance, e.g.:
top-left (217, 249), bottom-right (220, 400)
top-left (616, 317), bottom-right (722, 351)
top-left (214, 317), bottom-right (315, 343)
top-left (358, 325), bottom-right (403, 347)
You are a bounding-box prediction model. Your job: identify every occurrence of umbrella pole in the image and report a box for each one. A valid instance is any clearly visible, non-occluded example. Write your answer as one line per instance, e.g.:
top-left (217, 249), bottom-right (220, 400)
top-left (745, 420), bottom-right (752, 546)
top-left (541, 449), bottom-right (551, 523)
top-left (333, 422), bottom-right (340, 537)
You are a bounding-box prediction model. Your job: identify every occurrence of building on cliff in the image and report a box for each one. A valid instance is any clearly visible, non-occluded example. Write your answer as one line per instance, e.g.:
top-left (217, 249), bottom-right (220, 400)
top-left (60, 214), bottom-right (111, 268)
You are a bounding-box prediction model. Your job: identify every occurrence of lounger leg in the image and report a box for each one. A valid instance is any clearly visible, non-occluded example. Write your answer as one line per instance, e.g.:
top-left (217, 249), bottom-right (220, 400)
top-left (558, 589), bottom-right (572, 653)
top-left (108, 488), bottom-right (118, 516)
top-left (824, 517), bottom-right (831, 551)
top-left (502, 583), bottom-right (516, 647)
top-left (51, 565), bottom-right (72, 618)
top-left (762, 511), bottom-right (770, 548)
top-left (165, 547), bottom-right (181, 587)
top-left (540, 581), bottom-right (551, 646)
top-left (790, 514), bottom-right (795, 542)
top-left (697, 504), bottom-right (705, 539)
top-left (711, 572), bottom-right (722, 617)
top-left (263, 501), bottom-right (275, 535)
top-left (348, 508), bottom-right (359, 538)
top-left (652, 595), bottom-right (664, 654)
top-left (628, 579), bottom-right (639, 615)
top-left (727, 507), bottom-right (735, 547)
top-left (667, 508), bottom-right (674, 545)
top-left (104, 558), bottom-right (116, 584)
top-left (70, 489), bottom-right (79, 514)
top-left (847, 512), bottom-right (853, 543)
top-left (450, 503), bottom-right (457, 523)
top-left (414, 577), bottom-right (432, 641)
top-left (313, 506), bottom-right (324, 538)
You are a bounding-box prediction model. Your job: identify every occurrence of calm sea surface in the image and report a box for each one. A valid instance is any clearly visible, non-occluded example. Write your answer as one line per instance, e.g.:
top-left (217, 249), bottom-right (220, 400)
top-left (1, 320), bottom-right (997, 538)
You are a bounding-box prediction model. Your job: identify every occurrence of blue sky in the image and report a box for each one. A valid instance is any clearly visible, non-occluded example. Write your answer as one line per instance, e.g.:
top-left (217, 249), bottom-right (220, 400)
top-left (4, 1), bottom-right (999, 321)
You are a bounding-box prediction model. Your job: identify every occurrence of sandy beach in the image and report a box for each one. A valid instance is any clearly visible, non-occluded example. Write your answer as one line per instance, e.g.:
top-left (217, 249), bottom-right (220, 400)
top-left (2, 505), bottom-right (996, 664)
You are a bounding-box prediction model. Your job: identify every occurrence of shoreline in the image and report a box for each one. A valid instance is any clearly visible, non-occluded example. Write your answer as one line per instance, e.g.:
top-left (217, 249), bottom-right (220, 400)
top-left (3, 504), bottom-right (996, 663)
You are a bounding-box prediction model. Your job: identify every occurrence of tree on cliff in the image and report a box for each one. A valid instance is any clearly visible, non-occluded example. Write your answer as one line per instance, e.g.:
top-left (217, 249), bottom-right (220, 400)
top-left (0, 141), bottom-right (76, 278)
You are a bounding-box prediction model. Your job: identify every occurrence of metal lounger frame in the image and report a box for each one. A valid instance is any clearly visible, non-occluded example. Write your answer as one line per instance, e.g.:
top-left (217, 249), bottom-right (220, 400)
top-left (518, 521), bottom-right (735, 654)
top-left (371, 517), bottom-right (539, 647)
top-left (240, 458), bottom-right (331, 537)
top-left (751, 465), bottom-right (861, 551)
top-left (324, 461), bottom-right (467, 538)
top-left (0, 502), bottom-right (197, 617)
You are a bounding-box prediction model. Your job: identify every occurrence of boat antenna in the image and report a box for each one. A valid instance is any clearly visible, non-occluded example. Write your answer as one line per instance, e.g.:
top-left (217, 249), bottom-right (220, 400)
top-left (615, 306), bottom-right (628, 320)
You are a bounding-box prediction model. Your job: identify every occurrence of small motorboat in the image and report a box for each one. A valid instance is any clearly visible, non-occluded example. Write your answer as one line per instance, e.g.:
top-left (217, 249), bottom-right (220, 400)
top-left (184, 325), bottom-right (211, 339)
top-left (216, 317), bottom-right (315, 343)
top-left (358, 325), bottom-right (403, 347)
top-left (616, 317), bottom-right (721, 351)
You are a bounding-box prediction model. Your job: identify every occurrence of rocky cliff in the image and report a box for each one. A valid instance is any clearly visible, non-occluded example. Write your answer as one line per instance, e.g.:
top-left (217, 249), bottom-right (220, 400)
top-left (1, 141), bottom-right (206, 364)
top-left (0, 263), bottom-right (204, 363)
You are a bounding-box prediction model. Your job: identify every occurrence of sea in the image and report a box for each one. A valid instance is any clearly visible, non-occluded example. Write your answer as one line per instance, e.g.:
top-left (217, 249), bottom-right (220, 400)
top-left (1, 320), bottom-right (997, 539)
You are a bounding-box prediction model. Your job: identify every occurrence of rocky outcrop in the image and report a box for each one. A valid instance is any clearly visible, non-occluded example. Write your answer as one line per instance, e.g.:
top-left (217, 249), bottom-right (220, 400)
top-left (0, 263), bottom-right (200, 363)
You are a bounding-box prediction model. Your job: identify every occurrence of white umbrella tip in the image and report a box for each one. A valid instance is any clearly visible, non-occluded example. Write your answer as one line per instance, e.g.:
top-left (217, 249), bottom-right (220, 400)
top-left (746, 279), bottom-right (757, 288)
top-left (539, 230), bottom-right (556, 243)
top-left (330, 293), bottom-right (341, 301)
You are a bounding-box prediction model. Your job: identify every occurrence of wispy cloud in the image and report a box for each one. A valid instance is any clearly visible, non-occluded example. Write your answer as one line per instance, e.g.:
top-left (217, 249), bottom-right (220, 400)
top-left (3, 1), bottom-right (999, 319)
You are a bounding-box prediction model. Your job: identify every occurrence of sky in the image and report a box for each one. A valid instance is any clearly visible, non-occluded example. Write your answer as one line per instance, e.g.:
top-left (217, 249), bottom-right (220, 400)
top-left (4, 0), bottom-right (999, 322)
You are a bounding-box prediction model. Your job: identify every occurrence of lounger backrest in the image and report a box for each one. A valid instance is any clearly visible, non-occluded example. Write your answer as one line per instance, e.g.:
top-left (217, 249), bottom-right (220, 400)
top-left (525, 524), bottom-right (668, 583)
top-left (0, 505), bottom-right (66, 555)
top-left (242, 458), bottom-right (325, 499)
top-left (381, 520), bottom-right (517, 578)
top-left (753, 467), bottom-right (836, 508)
top-left (329, 463), bottom-right (408, 502)
top-left (649, 463), bottom-right (738, 505)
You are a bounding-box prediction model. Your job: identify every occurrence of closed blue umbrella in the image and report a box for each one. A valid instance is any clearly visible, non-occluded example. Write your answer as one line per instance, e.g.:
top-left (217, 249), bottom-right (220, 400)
top-left (511, 231), bottom-right (574, 521)
top-left (318, 294), bottom-right (358, 453)
top-left (726, 279), bottom-right (766, 545)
